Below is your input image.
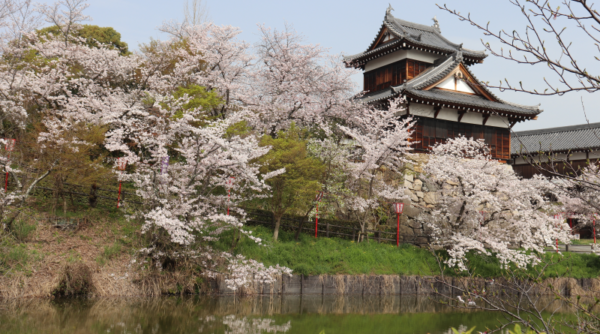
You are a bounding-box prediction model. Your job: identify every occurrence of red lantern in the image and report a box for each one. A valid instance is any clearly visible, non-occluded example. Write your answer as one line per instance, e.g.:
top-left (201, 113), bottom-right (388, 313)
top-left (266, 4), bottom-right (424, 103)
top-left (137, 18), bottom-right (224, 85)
top-left (393, 203), bottom-right (404, 246)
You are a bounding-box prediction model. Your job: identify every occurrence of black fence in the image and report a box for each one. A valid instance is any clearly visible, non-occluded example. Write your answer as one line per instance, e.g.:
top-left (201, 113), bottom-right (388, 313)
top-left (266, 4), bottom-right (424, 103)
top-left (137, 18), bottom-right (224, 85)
top-left (245, 208), bottom-right (430, 246)
top-left (24, 179), bottom-right (429, 246)
top-left (29, 181), bottom-right (142, 210)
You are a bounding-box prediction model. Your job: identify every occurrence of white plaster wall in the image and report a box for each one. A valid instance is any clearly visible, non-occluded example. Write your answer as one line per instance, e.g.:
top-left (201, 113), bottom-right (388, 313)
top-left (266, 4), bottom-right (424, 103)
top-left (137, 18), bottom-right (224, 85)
top-left (486, 115), bottom-right (509, 128)
top-left (456, 79), bottom-right (475, 94)
top-left (436, 77), bottom-right (454, 90)
top-left (436, 108), bottom-right (458, 121)
top-left (409, 103), bottom-right (435, 117)
top-left (513, 157), bottom-right (528, 165)
top-left (460, 112), bottom-right (483, 125)
top-left (570, 152), bottom-right (587, 160)
top-left (364, 49), bottom-right (441, 72)
top-left (590, 151), bottom-right (600, 159)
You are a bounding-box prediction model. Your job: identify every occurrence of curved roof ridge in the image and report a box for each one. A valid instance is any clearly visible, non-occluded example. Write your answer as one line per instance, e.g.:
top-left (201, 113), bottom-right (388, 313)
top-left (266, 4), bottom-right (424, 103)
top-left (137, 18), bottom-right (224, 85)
top-left (388, 13), bottom-right (487, 56)
top-left (390, 16), bottom-right (437, 33)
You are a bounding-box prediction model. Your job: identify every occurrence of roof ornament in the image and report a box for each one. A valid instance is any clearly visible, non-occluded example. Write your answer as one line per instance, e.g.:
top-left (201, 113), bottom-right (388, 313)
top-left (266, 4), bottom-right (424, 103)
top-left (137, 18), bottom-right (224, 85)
top-left (458, 43), bottom-right (463, 51)
top-left (386, 3), bottom-right (394, 16)
top-left (432, 16), bottom-right (440, 32)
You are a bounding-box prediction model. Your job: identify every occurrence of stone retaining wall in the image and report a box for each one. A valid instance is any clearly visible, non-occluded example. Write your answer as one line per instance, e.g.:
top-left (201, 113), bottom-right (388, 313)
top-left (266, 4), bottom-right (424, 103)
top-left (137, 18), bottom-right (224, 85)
top-left (211, 275), bottom-right (600, 298)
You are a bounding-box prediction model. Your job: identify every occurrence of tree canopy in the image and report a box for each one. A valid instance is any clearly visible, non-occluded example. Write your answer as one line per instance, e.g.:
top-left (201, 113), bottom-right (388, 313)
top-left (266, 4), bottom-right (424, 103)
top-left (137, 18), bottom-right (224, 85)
top-left (37, 24), bottom-right (129, 55)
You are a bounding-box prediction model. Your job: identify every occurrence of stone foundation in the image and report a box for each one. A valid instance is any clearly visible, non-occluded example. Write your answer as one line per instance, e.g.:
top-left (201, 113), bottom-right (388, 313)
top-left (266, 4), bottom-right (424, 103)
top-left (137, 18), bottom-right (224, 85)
top-left (212, 275), bottom-right (600, 297)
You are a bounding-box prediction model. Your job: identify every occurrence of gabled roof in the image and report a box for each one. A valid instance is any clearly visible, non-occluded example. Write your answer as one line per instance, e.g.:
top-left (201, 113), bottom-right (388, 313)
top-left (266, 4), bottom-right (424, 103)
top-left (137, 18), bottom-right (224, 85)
top-left (511, 122), bottom-right (600, 155)
top-left (344, 11), bottom-right (487, 67)
top-left (360, 51), bottom-right (543, 118)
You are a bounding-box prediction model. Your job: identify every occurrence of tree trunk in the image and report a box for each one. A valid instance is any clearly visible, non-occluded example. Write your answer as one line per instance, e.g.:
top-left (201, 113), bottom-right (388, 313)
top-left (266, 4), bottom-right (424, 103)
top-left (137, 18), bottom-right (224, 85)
top-left (230, 229), bottom-right (241, 251)
top-left (273, 215), bottom-right (282, 241)
top-left (89, 183), bottom-right (98, 208)
top-left (294, 205), bottom-right (315, 241)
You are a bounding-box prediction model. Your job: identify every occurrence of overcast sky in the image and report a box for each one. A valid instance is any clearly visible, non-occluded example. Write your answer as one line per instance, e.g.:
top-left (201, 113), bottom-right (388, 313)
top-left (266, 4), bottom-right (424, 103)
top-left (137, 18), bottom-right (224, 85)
top-left (37, 0), bottom-right (600, 131)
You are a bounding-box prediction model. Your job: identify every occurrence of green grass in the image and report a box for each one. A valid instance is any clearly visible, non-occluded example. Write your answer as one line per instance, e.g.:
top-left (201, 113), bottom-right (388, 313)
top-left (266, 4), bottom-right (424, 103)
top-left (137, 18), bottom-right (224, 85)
top-left (212, 225), bottom-right (439, 276)
top-left (212, 225), bottom-right (600, 279)
top-left (11, 219), bottom-right (37, 242)
top-left (571, 238), bottom-right (596, 245)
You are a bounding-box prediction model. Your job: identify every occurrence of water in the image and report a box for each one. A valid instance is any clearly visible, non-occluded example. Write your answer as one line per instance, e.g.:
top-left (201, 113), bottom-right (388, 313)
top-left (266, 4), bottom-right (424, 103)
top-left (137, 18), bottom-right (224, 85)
top-left (0, 295), bottom-right (569, 334)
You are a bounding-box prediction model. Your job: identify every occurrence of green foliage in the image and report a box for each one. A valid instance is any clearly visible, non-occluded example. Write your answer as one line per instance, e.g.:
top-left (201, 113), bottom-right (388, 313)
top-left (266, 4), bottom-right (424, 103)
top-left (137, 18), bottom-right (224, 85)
top-left (225, 120), bottom-right (252, 139)
top-left (254, 124), bottom-right (325, 240)
top-left (171, 85), bottom-right (223, 119)
top-left (37, 25), bottom-right (129, 55)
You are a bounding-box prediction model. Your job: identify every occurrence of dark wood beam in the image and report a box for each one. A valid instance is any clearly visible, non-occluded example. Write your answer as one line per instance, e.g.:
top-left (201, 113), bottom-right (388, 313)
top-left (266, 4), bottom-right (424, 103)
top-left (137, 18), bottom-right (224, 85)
top-left (457, 110), bottom-right (466, 123)
top-left (433, 106), bottom-right (442, 119)
top-left (482, 114), bottom-right (491, 126)
top-left (406, 101), bottom-right (410, 115)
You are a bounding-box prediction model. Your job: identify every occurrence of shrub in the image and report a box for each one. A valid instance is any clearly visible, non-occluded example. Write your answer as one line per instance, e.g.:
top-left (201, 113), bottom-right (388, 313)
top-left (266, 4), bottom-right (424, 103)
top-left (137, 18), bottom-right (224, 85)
top-left (53, 263), bottom-right (94, 296)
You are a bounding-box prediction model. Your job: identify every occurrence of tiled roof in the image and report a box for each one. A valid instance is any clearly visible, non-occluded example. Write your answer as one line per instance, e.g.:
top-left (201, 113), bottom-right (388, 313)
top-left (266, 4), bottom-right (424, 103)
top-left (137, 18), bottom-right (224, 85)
top-left (359, 52), bottom-right (542, 117)
top-left (344, 12), bottom-right (487, 63)
top-left (511, 122), bottom-right (600, 154)
top-left (405, 89), bottom-right (541, 116)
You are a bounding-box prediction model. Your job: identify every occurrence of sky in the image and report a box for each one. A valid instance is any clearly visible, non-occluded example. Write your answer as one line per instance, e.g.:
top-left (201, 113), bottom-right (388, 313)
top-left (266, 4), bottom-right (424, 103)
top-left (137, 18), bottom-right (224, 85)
top-left (37, 0), bottom-right (600, 131)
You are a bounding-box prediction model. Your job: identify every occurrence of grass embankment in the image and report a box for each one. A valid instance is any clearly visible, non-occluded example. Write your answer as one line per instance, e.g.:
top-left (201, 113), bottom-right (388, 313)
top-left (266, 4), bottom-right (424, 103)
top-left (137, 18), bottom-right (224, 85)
top-left (212, 225), bottom-right (600, 279)
top-left (3, 196), bottom-right (600, 298)
top-left (0, 198), bottom-right (141, 298)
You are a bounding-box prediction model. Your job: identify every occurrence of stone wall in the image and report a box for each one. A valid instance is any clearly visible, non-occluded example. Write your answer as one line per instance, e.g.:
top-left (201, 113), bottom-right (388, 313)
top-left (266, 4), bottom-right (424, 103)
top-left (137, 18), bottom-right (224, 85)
top-left (395, 153), bottom-right (438, 244)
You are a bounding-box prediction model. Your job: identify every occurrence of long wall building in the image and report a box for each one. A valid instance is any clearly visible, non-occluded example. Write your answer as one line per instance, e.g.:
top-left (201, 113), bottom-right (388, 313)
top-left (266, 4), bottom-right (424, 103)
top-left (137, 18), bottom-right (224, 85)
top-left (511, 123), bottom-right (600, 178)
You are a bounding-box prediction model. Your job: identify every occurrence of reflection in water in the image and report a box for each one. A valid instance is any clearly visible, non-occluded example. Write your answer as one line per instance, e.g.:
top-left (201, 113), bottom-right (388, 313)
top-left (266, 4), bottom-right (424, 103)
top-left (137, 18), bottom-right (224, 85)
top-left (219, 315), bottom-right (291, 334)
top-left (0, 295), bottom-right (571, 334)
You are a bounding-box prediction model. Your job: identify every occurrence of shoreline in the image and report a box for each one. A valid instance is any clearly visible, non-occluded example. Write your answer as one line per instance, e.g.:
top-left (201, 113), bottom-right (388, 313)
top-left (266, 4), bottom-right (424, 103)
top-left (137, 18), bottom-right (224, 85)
top-left (3, 273), bottom-right (599, 299)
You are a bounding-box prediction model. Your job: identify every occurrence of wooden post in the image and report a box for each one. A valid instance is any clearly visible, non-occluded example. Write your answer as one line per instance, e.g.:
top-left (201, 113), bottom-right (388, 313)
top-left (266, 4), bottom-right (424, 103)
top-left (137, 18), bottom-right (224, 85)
top-left (377, 228), bottom-right (381, 243)
top-left (326, 221), bottom-right (329, 238)
top-left (352, 227), bottom-right (356, 242)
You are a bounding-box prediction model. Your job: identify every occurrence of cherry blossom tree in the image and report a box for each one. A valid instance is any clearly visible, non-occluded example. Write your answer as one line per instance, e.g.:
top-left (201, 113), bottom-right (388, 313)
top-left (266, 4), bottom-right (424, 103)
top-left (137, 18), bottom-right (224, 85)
top-left (314, 98), bottom-right (414, 241)
top-left (246, 25), bottom-right (359, 134)
top-left (420, 136), bottom-right (572, 270)
top-left (0, 0), bottom-right (294, 289)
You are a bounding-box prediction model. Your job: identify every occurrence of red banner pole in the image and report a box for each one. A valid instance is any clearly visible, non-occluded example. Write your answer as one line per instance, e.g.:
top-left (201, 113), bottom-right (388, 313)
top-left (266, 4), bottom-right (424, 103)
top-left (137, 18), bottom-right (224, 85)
top-left (396, 213), bottom-right (400, 247)
top-left (315, 203), bottom-right (319, 238)
top-left (117, 181), bottom-right (122, 208)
